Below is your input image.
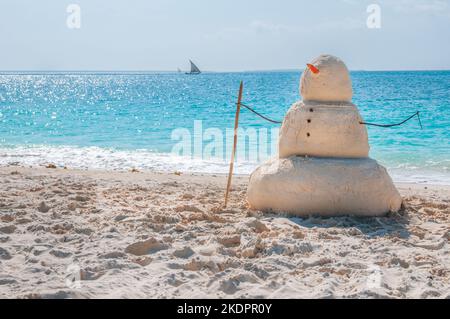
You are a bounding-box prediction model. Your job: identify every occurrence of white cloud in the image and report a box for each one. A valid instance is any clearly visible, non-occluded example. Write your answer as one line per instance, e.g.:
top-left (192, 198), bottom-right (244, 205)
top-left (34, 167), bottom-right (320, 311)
top-left (249, 20), bottom-right (292, 34)
top-left (340, 0), bottom-right (450, 17)
top-left (205, 17), bottom-right (363, 40)
top-left (386, 0), bottom-right (450, 16)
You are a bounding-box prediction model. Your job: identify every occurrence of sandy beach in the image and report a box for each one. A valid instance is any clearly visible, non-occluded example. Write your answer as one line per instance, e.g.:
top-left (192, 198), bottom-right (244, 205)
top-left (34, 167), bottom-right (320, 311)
top-left (0, 165), bottom-right (448, 299)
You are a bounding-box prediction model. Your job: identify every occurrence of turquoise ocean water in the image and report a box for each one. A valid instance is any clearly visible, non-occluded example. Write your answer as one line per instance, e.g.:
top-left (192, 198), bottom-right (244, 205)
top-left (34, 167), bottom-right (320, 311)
top-left (0, 71), bottom-right (449, 184)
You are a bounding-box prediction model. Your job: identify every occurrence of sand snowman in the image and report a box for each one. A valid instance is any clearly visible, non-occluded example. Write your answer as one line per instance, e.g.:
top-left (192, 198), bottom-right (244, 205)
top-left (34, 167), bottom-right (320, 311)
top-left (247, 54), bottom-right (402, 216)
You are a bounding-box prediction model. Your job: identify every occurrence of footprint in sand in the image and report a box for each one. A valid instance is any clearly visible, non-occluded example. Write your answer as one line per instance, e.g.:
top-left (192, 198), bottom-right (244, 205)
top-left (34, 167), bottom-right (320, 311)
top-left (100, 251), bottom-right (127, 259)
top-left (114, 215), bottom-right (129, 222)
top-left (173, 247), bottom-right (195, 259)
top-left (414, 240), bottom-right (446, 251)
top-left (80, 269), bottom-right (104, 281)
top-left (37, 201), bottom-right (51, 213)
top-left (166, 274), bottom-right (185, 287)
top-left (73, 195), bottom-right (90, 202)
top-left (181, 193), bottom-right (194, 200)
top-left (32, 246), bottom-right (50, 256)
top-left (75, 228), bottom-right (94, 236)
top-left (49, 223), bottom-right (74, 235)
top-left (175, 205), bottom-right (203, 213)
top-left (219, 278), bottom-right (240, 295)
top-left (0, 247), bottom-right (12, 260)
top-left (0, 215), bottom-right (14, 222)
top-left (217, 235), bottom-right (241, 248)
top-left (67, 202), bottom-right (78, 211)
top-left (0, 277), bottom-right (17, 285)
top-left (132, 256), bottom-right (152, 267)
top-left (421, 290), bottom-right (441, 298)
top-left (246, 218), bottom-right (269, 233)
top-left (49, 249), bottom-right (72, 258)
top-left (0, 225), bottom-right (16, 234)
top-left (15, 218), bottom-right (32, 225)
top-left (125, 237), bottom-right (169, 256)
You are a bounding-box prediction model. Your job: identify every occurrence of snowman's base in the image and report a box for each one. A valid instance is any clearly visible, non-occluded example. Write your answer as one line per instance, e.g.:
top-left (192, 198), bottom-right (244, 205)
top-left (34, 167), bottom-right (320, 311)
top-left (247, 157), bottom-right (402, 217)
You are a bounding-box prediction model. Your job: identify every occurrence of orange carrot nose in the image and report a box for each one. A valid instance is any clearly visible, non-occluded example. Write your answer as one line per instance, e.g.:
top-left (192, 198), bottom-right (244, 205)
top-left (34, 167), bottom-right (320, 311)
top-left (307, 63), bottom-right (320, 74)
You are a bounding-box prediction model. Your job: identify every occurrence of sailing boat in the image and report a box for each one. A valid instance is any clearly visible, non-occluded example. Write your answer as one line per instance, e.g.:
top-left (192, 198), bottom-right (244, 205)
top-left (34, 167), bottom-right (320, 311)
top-left (186, 60), bottom-right (201, 75)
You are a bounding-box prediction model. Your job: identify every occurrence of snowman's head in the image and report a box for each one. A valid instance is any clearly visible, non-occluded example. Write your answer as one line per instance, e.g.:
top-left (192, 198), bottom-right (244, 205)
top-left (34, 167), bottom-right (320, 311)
top-left (300, 54), bottom-right (352, 103)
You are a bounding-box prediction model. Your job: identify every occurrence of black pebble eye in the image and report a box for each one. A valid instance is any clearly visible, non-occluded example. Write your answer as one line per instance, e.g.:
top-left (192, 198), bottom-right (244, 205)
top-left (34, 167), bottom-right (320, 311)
top-left (309, 108), bottom-right (314, 112)
top-left (307, 119), bottom-right (311, 123)
top-left (307, 133), bottom-right (311, 137)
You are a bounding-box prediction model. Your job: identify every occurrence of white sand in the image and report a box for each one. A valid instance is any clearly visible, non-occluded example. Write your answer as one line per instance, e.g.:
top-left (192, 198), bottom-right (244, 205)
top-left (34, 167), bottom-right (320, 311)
top-left (0, 166), bottom-right (449, 299)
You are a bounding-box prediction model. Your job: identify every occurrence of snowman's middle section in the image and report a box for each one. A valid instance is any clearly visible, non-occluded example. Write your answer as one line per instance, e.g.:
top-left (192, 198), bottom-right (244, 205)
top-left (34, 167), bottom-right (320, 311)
top-left (279, 101), bottom-right (370, 159)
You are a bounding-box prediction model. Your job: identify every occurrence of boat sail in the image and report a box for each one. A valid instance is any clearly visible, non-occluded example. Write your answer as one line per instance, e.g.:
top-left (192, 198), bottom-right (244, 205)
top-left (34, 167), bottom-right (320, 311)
top-left (186, 60), bottom-right (201, 74)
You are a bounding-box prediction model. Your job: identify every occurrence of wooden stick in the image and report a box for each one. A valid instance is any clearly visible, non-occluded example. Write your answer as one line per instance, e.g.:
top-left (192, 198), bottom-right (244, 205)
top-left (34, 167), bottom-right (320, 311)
top-left (224, 81), bottom-right (243, 208)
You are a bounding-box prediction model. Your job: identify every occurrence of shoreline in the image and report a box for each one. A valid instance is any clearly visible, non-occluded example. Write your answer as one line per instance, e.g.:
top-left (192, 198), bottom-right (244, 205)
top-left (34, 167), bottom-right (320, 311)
top-left (1, 144), bottom-right (449, 186)
top-left (0, 166), bottom-right (449, 298)
top-left (0, 164), bottom-right (450, 192)
top-left (2, 163), bottom-right (450, 188)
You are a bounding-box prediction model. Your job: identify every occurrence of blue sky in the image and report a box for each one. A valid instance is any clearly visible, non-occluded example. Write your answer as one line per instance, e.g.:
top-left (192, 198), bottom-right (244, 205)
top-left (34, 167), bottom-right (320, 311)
top-left (0, 0), bottom-right (449, 71)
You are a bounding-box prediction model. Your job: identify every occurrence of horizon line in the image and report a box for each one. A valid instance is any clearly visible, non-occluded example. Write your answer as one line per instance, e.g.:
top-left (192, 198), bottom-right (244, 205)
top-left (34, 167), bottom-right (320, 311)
top-left (0, 68), bottom-right (449, 74)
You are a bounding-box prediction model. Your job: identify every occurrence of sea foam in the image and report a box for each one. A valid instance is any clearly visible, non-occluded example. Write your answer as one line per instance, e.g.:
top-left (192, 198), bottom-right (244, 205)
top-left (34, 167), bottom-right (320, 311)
top-left (1, 145), bottom-right (449, 184)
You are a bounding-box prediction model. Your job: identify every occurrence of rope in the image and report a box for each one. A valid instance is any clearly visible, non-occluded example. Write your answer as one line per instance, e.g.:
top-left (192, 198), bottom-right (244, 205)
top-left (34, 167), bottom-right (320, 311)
top-left (360, 111), bottom-right (423, 129)
top-left (239, 103), bottom-right (282, 124)
top-left (237, 101), bottom-right (423, 130)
